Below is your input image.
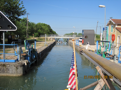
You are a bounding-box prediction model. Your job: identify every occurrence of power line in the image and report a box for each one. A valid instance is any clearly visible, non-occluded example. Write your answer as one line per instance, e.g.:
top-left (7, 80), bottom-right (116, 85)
top-left (22, 14), bottom-right (108, 19)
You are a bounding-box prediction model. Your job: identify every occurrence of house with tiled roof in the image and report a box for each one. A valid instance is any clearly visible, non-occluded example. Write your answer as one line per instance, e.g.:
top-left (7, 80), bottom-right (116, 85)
top-left (107, 19), bottom-right (121, 47)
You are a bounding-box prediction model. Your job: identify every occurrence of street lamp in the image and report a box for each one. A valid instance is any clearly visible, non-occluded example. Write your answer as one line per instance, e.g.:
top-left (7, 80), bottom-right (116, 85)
top-left (99, 5), bottom-right (106, 47)
top-left (73, 32), bottom-right (74, 37)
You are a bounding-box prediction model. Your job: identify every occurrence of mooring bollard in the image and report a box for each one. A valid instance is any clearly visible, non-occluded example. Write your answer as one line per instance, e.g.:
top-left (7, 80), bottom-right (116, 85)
top-left (113, 47), bottom-right (118, 62)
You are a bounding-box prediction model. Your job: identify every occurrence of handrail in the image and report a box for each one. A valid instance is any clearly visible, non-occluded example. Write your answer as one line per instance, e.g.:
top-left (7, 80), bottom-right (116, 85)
top-left (80, 47), bottom-right (121, 82)
top-left (24, 40), bottom-right (36, 50)
top-left (0, 44), bottom-right (18, 46)
top-left (0, 44), bottom-right (19, 62)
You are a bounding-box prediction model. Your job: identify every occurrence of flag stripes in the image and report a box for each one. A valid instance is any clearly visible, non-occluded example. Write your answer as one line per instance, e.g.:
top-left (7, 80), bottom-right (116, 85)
top-left (67, 52), bottom-right (77, 90)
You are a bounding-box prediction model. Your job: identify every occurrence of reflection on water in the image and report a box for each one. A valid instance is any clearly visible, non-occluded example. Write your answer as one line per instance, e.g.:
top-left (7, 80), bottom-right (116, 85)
top-left (80, 54), bottom-right (95, 69)
top-left (0, 39), bottom-right (119, 90)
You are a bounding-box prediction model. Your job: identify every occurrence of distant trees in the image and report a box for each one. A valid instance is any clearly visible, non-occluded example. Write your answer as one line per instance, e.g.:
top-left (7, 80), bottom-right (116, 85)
top-left (64, 33), bottom-right (82, 37)
top-left (11, 18), bottom-right (57, 39)
top-left (28, 21), bottom-right (57, 37)
top-left (29, 23), bottom-right (57, 37)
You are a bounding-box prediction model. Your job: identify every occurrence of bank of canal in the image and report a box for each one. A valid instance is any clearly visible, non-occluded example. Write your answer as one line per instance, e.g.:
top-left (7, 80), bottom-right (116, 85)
top-left (0, 42), bottom-right (98, 90)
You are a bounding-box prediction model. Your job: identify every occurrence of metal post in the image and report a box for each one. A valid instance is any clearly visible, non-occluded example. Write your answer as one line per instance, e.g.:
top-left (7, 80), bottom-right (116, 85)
top-left (100, 26), bottom-right (102, 46)
top-left (100, 26), bottom-right (101, 35)
top-left (104, 7), bottom-right (106, 49)
top-left (34, 40), bottom-right (36, 49)
top-left (96, 41), bottom-right (98, 53)
top-left (3, 31), bottom-right (5, 61)
top-left (14, 42), bottom-right (15, 52)
top-left (96, 21), bottom-right (98, 40)
top-left (45, 34), bottom-right (46, 45)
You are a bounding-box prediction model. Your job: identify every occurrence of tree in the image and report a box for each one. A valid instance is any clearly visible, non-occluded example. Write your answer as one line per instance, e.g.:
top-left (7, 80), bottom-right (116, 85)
top-left (5, 17), bottom-right (57, 39)
top-left (14, 18), bottom-right (26, 39)
top-left (0, 0), bottom-right (26, 23)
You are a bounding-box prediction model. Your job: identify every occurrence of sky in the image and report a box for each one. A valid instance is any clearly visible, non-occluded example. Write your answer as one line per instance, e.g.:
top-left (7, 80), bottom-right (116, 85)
top-left (20, 0), bottom-right (121, 35)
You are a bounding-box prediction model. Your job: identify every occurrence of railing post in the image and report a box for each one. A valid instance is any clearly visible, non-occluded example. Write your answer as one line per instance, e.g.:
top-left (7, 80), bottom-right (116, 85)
top-left (3, 32), bottom-right (5, 62)
top-left (24, 40), bottom-right (27, 50)
top-left (34, 40), bottom-right (36, 49)
top-left (18, 46), bottom-right (21, 61)
top-left (96, 41), bottom-right (99, 53)
top-left (14, 42), bottom-right (15, 53)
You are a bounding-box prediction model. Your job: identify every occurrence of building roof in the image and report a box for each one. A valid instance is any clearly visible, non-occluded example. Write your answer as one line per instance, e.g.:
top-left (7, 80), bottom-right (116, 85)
top-left (111, 19), bottom-right (121, 24)
top-left (116, 27), bottom-right (121, 33)
top-left (107, 19), bottom-right (121, 26)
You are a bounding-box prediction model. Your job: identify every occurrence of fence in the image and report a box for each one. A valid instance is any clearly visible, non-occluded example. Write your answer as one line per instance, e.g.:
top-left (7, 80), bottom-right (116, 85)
top-left (0, 44), bottom-right (19, 62)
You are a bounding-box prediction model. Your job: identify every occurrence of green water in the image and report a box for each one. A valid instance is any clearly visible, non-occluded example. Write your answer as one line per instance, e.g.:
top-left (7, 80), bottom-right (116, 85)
top-left (0, 42), bottom-right (120, 90)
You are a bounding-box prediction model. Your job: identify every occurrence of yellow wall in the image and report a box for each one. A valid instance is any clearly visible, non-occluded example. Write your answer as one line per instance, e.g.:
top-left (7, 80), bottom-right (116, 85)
top-left (115, 29), bottom-right (121, 47)
top-left (108, 22), bottom-right (121, 47)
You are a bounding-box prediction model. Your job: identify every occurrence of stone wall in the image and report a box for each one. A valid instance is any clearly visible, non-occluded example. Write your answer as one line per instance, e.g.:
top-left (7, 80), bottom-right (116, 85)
top-left (0, 41), bottom-right (56, 76)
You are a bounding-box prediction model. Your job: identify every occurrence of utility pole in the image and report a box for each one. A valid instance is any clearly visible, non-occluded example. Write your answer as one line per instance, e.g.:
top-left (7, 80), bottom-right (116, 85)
top-left (95, 21), bottom-right (98, 40)
top-left (26, 13), bottom-right (29, 38)
top-left (100, 26), bottom-right (102, 46)
top-left (100, 26), bottom-right (101, 34)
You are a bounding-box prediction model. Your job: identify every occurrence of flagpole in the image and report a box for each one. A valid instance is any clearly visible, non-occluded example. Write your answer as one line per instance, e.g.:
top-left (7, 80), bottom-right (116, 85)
top-left (72, 39), bottom-right (78, 90)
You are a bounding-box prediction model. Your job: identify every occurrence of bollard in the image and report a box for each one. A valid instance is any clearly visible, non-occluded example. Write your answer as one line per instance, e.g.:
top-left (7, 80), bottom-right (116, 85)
top-left (113, 47), bottom-right (118, 61)
top-left (114, 55), bottom-right (116, 62)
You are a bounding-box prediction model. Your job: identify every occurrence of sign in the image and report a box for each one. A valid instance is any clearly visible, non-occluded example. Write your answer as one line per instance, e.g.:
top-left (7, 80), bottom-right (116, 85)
top-left (103, 27), bottom-right (107, 31)
top-left (0, 11), bottom-right (17, 31)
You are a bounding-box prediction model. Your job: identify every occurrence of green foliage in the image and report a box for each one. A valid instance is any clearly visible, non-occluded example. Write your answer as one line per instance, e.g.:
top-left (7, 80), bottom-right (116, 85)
top-left (6, 18), bottom-right (57, 39)
top-left (0, 0), bottom-right (56, 40)
top-left (64, 32), bottom-right (82, 37)
top-left (65, 32), bottom-right (76, 35)
top-left (0, 0), bottom-right (26, 23)
top-left (96, 34), bottom-right (100, 40)
top-left (28, 22), bottom-right (57, 37)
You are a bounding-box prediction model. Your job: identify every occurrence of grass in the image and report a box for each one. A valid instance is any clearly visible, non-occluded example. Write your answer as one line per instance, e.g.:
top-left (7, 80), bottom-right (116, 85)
top-left (0, 49), bottom-right (14, 53)
top-left (27, 37), bottom-right (50, 42)
top-left (5, 49), bottom-right (11, 53)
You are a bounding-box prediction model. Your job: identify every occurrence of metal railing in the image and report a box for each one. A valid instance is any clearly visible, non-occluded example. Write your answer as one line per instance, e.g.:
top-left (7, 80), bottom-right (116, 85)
top-left (0, 44), bottom-right (19, 62)
top-left (39, 34), bottom-right (82, 37)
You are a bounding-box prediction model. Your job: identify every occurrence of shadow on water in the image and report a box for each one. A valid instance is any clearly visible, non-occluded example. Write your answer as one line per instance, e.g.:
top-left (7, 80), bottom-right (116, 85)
top-left (80, 54), bottom-right (96, 69)
top-left (75, 49), bottom-right (96, 69)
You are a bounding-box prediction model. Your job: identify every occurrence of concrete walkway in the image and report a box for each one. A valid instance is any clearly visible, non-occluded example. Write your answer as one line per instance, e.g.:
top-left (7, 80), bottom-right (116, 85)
top-left (0, 40), bottom-right (54, 60)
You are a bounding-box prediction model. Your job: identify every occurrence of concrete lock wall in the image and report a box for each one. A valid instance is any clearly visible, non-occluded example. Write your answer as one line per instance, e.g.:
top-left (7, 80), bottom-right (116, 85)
top-left (37, 41), bottom-right (56, 62)
top-left (0, 62), bottom-right (25, 76)
top-left (0, 41), bottom-right (56, 76)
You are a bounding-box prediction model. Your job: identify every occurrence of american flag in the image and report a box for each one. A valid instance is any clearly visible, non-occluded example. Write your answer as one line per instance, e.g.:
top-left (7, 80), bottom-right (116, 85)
top-left (67, 52), bottom-right (77, 90)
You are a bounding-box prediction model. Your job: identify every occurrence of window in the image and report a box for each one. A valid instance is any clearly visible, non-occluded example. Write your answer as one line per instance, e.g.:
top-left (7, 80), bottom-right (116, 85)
top-left (111, 25), bottom-right (113, 32)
